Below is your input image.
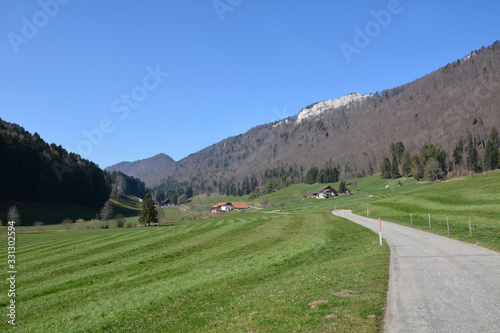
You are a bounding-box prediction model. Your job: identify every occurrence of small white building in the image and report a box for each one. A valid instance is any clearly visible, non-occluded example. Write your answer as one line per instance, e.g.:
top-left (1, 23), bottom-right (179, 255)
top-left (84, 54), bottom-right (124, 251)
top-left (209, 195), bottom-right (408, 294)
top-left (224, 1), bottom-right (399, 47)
top-left (212, 202), bottom-right (233, 213)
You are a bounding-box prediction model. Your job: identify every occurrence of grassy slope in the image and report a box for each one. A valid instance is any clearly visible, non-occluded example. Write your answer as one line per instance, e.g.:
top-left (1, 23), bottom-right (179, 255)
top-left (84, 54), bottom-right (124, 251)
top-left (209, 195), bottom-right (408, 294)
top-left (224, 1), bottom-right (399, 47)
top-left (0, 209), bottom-right (389, 332)
top-left (109, 196), bottom-right (142, 217)
top-left (351, 170), bottom-right (500, 252)
top-left (2, 171), bottom-right (497, 331)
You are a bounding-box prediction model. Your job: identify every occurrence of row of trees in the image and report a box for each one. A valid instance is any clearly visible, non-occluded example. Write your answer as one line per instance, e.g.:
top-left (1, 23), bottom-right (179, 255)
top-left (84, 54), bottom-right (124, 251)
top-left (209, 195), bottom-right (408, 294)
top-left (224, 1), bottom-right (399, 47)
top-left (304, 164), bottom-right (340, 184)
top-left (380, 129), bottom-right (500, 181)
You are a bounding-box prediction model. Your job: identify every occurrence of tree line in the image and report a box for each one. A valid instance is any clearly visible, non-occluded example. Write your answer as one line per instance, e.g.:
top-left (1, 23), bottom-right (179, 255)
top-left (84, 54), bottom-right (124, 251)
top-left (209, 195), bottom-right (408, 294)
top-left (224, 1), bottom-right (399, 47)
top-left (153, 128), bottom-right (499, 202)
top-left (109, 171), bottom-right (146, 198)
top-left (380, 128), bottom-right (499, 181)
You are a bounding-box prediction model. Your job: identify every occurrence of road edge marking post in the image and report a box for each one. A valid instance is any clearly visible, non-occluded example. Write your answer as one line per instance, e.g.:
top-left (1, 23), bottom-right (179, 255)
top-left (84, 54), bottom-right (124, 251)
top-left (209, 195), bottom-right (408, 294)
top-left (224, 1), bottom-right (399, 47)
top-left (379, 217), bottom-right (382, 246)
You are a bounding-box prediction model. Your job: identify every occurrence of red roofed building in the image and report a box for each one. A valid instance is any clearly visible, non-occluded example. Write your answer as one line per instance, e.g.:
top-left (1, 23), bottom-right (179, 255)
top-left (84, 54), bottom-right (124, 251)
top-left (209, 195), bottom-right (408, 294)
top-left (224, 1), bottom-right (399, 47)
top-left (211, 202), bottom-right (232, 213)
top-left (232, 202), bottom-right (249, 211)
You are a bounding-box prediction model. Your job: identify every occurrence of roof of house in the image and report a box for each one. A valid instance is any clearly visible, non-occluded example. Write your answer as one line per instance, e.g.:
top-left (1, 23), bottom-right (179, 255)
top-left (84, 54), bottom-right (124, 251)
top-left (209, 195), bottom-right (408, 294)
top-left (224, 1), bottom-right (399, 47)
top-left (313, 186), bottom-right (337, 195)
top-left (212, 202), bottom-right (231, 209)
top-left (232, 202), bottom-right (249, 209)
top-left (161, 199), bottom-right (172, 205)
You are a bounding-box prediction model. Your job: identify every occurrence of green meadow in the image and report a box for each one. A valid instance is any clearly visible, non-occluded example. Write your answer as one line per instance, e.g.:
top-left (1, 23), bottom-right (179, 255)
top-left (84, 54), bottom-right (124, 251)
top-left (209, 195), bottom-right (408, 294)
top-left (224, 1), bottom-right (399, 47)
top-left (351, 170), bottom-right (500, 252)
top-left (0, 210), bottom-right (389, 332)
top-left (1, 171), bottom-right (498, 332)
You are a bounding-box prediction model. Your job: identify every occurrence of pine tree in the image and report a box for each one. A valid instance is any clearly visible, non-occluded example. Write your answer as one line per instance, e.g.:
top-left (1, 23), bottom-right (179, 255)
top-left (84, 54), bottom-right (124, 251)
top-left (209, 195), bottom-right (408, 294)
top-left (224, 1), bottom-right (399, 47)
top-left (485, 127), bottom-right (499, 170)
top-left (304, 166), bottom-right (319, 184)
top-left (139, 193), bottom-right (158, 226)
top-left (401, 152), bottom-right (413, 177)
top-left (466, 133), bottom-right (478, 172)
top-left (380, 157), bottom-right (392, 179)
top-left (186, 186), bottom-right (194, 198)
top-left (453, 138), bottom-right (464, 167)
top-left (391, 155), bottom-right (400, 179)
top-left (339, 180), bottom-right (346, 194)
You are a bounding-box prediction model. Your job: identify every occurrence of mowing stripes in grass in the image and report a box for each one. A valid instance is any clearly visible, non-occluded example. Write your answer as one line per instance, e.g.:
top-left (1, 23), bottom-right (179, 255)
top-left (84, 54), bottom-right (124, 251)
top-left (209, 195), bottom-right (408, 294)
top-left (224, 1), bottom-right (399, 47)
top-left (0, 211), bottom-right (388, 332)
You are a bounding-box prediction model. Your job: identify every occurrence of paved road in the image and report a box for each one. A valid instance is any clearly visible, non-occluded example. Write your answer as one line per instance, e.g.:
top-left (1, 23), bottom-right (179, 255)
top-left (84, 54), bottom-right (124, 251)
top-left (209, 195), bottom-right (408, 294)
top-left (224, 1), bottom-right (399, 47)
top-left (332, 210), bottom-right (500, 333)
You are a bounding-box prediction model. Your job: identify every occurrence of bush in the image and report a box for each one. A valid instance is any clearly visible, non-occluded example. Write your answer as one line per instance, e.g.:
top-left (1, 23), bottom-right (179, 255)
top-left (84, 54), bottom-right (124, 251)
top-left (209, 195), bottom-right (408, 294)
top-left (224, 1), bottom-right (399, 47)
top-left (61, 218), bottom-right (73, 230)
top-left (33, 221), bottom-right (44, 232)
top-left (114, 214), bottom-right (126, 228)
top-left (76, 219), bottom-right (86, 230)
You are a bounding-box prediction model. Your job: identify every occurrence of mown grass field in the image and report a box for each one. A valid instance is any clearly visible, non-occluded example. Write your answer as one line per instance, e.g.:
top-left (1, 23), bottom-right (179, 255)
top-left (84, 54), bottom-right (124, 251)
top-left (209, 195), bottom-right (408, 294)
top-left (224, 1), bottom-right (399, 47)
top-left (2, 170), bottom-right (497, 331)
top-left (351, 170), bottom-right (500, 252)
top-left (0, 209), bottom-right (389, 332)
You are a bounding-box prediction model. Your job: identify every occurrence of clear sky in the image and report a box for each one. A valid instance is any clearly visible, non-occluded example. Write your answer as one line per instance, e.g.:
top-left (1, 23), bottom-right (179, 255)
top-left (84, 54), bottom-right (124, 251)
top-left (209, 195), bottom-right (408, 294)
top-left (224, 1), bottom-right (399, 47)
top-left (1, 0), bottom-right (499, 168)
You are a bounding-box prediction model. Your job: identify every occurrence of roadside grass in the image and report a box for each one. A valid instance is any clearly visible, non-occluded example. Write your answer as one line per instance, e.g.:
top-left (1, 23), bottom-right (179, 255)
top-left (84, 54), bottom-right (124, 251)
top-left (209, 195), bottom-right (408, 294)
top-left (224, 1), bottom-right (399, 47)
top-left (0, 209), bottom-right (389, 332)
top-left (351, 171), bottom-right (500, 252)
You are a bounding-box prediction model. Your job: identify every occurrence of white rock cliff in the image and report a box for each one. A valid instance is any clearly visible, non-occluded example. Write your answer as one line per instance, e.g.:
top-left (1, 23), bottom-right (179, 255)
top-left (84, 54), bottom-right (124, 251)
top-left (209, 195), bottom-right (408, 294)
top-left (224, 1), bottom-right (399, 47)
top-left (297, 92), bottom-right (373, 123)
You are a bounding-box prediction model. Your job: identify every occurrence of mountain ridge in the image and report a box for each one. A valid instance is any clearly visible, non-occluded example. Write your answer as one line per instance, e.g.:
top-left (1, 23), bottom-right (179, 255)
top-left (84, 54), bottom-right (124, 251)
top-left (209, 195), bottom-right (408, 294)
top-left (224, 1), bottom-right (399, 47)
top-left (108, 41), bottom-right (500, 192)
top-left (105, 153), bottom-right (175, 186)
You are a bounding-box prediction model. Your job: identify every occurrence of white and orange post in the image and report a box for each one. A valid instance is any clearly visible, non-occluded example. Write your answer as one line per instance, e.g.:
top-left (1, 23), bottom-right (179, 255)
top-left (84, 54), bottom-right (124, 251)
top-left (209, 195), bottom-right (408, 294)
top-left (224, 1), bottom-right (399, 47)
top-left (378, 217), bottom-right (382, 246)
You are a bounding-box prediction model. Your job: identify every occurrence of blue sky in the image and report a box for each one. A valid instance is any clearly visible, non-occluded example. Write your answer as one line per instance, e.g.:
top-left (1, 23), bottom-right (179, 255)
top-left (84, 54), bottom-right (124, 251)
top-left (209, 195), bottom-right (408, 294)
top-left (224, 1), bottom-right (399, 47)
top-left (1, 0), bottom-right (499, 168)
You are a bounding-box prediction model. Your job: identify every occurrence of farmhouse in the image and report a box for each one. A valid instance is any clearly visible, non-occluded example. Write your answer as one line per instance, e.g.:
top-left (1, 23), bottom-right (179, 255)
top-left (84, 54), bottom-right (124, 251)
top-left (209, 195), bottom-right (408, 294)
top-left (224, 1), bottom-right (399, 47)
top-left (161, 199), bottom-right (175, 207)
top-left (211, 202), bottom-right (233, 213)
top-left (313, 186), bottom-right (338, 199)
top-left (232, 202), bottom-right (249, 211)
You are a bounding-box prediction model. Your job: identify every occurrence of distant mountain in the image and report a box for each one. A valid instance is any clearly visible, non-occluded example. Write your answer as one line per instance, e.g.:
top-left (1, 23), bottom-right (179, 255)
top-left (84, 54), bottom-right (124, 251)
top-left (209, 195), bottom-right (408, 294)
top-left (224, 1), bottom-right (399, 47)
top-left (112, 41), bottom-right (500, 195)
top-left (106, 153), bottom-right (175, 187)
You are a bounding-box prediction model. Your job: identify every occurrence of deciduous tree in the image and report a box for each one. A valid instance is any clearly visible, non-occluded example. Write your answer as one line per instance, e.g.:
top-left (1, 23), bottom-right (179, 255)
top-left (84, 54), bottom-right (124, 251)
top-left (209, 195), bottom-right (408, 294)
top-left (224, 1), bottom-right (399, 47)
top-left (424, 158), bottom-right (444, 182)
top-left (100, 199), bottom-right (113, 228)
top-left (7, 205), bottom-right (20, 225)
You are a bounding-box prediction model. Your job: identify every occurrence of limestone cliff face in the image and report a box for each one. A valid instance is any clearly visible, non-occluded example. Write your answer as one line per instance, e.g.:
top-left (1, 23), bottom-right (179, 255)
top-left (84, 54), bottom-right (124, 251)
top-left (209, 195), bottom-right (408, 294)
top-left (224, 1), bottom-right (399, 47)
top-left (108, 42), bottom-right (500, 191)
top-left (297, 93), bottom-right (373, 123)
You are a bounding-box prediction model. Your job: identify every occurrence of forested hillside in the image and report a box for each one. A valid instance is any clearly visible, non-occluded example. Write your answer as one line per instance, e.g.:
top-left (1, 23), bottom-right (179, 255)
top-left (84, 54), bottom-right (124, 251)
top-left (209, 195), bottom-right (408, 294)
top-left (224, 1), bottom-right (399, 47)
top-left (110, 41), bottom-right (500, 200)
top-left (108, 171), bottom-right (146, 198)
top-left (106, 153), bottom-right (175, 186)
top-left (0, 118), bottom-right (110, 209)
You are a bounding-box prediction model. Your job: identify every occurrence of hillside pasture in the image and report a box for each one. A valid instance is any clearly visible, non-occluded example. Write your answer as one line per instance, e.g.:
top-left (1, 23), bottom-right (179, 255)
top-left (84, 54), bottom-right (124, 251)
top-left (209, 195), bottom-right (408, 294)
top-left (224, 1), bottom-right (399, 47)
top-left (352, 171), bottom-right (500, 252)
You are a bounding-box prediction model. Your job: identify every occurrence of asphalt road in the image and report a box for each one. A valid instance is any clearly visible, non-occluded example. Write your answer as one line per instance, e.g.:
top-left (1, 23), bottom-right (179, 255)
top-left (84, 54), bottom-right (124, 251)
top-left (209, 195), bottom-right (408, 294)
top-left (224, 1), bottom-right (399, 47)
top-left (332, 210), bottom-right (500, 333)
